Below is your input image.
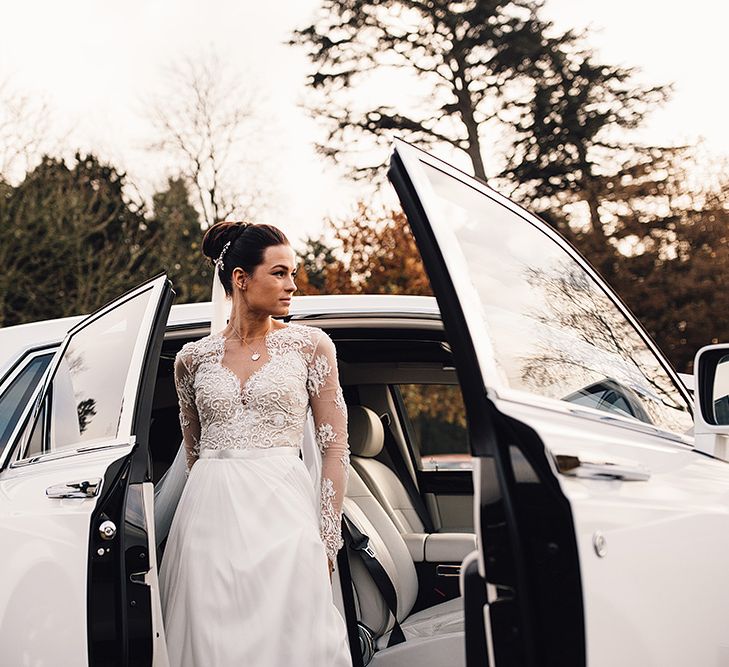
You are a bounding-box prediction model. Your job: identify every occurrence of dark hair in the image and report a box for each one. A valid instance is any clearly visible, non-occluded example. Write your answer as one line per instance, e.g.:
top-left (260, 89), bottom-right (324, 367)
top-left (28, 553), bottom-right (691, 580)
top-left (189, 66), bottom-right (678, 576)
top-left (202, 221), bottom-right (290, 296)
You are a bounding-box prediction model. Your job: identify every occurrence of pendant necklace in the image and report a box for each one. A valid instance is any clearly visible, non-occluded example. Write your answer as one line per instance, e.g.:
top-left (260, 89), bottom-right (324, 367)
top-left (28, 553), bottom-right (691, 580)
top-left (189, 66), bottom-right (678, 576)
top-left (229, 321), bottom-right (271, 361)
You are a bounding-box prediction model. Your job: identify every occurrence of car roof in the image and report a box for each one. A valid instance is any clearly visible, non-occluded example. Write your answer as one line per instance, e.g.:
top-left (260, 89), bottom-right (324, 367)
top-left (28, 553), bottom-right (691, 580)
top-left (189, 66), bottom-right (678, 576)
top-left (0, 293), bottom-right (439, 375)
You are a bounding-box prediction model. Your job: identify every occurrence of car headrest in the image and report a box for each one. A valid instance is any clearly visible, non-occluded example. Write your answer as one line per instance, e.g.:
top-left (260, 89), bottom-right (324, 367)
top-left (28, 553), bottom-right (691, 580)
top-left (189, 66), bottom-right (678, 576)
top-left (347, 405), bottom-right (384, 458)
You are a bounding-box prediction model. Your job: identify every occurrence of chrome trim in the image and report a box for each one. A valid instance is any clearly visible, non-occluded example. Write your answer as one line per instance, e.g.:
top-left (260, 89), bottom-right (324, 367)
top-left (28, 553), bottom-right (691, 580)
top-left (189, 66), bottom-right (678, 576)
top-left (555, 454), bottom-right (651, 481)
top-left (436, 564), bottom-right (462, 577)
top-left (11, 436), bottom-right (136, 468)
top-left (46, 477), bottom-right (102, 498)
top-left (98, 519), bottom-right (117, 539)
top-left (1, 376), bottom-right (48, 470)
top-left (0, 346), bottom-right (57, 394)
top-left (495, 388), bottom-right (694, 449)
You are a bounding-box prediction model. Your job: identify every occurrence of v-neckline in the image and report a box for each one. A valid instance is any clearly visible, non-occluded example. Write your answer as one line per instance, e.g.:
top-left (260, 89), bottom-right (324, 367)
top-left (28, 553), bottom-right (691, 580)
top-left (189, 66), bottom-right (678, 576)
top-left (214, 326), bottom-right (288, 400)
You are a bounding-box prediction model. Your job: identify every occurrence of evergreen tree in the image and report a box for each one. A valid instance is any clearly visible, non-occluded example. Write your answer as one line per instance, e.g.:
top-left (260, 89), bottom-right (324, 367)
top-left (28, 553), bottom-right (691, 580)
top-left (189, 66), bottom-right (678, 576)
top-left (504, 37), bottom-right (674, 241)
top-left (291, 0), bottom-right (558, 180)
top-left (146, 177), bottom-right (210, 304)
top-left (0, 153), bottom-right (154, 326)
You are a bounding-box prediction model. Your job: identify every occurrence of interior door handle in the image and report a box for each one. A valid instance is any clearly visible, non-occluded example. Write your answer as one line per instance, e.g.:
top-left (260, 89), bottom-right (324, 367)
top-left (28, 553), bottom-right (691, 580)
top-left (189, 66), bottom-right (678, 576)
top-left (555, 455), bottom-right (651, 481)
top-left (46, 478), bottom-right (102, 498)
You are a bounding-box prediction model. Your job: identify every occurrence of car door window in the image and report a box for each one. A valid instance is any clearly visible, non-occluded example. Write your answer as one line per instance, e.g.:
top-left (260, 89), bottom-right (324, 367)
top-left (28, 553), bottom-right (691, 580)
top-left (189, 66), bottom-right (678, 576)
top-left (16, 288), bottom-right (157, 460)
top-left (395, 383), bottom-right (470, 470)
top-left (0, 352), bottom-right (54, 455)
top-left (413, 161), bottom-right (693, 435)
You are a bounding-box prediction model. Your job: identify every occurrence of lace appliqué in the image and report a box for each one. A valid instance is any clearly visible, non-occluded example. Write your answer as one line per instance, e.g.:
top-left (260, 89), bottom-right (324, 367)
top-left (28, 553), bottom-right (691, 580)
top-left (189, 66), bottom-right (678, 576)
top-left (320, 477), bottom-right (344, 562)
top-left (307, 352), bottom-right (332, 397)
top-left (178, 412), bottom-right (199, 450)
top-left (316, 422), bottom-right (336, 452)
top-left (334, 385), bottom-right (346, 414)
top-left (176, 371), bottom-right (196, 411)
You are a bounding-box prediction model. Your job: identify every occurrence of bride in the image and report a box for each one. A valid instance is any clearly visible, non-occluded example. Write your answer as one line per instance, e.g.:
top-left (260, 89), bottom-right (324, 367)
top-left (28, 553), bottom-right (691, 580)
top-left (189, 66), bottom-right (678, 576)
top-left (158, 221), bottom-right (352, 666)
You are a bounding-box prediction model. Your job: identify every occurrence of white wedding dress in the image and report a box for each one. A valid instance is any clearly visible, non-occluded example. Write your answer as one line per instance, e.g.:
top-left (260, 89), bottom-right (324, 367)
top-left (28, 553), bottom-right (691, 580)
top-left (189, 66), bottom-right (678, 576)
top-left (158, 323), bottom-right (352, 667)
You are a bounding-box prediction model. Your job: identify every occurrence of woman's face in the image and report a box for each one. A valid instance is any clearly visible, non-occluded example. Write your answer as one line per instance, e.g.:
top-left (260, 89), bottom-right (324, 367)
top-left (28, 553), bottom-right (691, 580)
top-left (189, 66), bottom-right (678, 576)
top-left (232, 244), bottom-right (297, 316)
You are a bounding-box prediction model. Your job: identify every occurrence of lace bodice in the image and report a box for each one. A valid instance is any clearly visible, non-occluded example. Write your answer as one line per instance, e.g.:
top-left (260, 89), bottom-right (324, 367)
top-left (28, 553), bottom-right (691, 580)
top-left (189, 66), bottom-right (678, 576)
top-left (173, 322), bottom-right (350, 563)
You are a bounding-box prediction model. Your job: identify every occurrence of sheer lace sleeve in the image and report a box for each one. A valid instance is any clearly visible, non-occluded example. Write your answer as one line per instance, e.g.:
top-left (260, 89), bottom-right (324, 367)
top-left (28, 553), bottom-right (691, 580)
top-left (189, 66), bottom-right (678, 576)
top-left (174, 347), bottom-right (201, 473)
top-left (307, 331), bottom-right (350, 564)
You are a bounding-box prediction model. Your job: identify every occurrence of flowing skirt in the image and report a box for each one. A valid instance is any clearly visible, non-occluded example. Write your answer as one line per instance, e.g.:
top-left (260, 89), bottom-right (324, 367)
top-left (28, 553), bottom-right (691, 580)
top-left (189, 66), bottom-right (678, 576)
top-left (159, 447), bottom-right (351, 667)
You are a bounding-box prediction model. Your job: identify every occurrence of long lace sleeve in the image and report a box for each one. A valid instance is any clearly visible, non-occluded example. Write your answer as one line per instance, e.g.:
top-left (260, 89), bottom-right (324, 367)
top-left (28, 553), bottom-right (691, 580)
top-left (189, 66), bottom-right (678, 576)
top-left (307, 331), bottom-right (350, 564)
top-left (174, 348), bottom-right (201, 473)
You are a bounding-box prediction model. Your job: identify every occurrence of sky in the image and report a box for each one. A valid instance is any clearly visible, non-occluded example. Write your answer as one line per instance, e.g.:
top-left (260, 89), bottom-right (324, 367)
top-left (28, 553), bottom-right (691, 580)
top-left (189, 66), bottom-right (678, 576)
top-left (1, 0), bottom-right (727, 247)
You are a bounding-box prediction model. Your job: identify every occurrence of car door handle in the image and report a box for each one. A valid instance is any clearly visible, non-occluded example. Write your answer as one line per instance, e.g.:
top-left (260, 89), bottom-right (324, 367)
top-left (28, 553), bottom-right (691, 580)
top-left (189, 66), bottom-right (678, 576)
top-left (555, 455), bottom-right (651, 481)
top-left (46, 478), bottom-right (102, 498)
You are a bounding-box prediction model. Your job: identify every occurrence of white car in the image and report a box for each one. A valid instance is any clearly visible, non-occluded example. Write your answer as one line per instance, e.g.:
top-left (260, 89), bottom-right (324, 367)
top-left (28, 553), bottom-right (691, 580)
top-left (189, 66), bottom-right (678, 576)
top-left (2, 141), bottom-right (729, 667)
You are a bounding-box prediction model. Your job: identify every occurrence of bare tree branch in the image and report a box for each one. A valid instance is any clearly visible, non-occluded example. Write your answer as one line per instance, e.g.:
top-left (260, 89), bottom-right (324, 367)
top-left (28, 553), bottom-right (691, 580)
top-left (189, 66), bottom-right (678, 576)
top-left (146, 51), bottom-right (271, 226)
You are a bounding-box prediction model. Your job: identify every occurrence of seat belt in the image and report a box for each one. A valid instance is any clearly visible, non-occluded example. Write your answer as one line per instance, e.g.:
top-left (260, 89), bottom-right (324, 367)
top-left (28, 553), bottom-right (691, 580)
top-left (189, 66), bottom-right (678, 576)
top-left (342, 514), bottom-right (406, 648)
top-left (336, 531), bottom-right (366, 667)
top-left (379, 414), bottom-right (435, 533)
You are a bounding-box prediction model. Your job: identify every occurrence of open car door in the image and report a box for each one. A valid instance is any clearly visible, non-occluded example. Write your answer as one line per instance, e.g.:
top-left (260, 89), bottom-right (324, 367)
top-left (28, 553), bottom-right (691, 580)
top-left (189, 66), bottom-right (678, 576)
top-left (0, 274), bottom-right (173, 666)
top-left (388, 141), bottom-right (585, 666)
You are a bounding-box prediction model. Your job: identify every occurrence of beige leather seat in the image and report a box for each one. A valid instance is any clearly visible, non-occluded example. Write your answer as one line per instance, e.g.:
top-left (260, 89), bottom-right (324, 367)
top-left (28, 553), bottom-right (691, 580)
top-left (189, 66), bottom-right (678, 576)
top-left (347, 405), bottom-right (427, 534)
top-left (344, 467), bottom-right (465, 666)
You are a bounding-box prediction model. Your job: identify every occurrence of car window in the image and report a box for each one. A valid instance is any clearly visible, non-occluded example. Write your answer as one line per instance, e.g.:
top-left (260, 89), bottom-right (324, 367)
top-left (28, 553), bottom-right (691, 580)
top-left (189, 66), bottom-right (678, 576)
top-left (0, 353), bottom-right (54, 456)
top-left (395, 384), bottom-right (470, 471)
top-left (417, 162), bottom-right (693, 435)
top-left (17, 289), bottom-right (155, 459)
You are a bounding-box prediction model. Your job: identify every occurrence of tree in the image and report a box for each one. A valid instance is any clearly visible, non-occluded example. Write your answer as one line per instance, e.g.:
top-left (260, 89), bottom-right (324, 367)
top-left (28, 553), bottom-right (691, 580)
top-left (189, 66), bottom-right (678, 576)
top-left (298, 236), bottom-right (338, 293)
top-left (504, 37), bottom-right (675, 241)
top-left (0, 153), bottom-right (156, 326)
top-left (319, 202), bottom-right (433, 295)
top-left (291, 0), bottom-right (559, 180)
top-left (145, 177), bottom-right (211, 304)
top-left (610, 174), bottom-right (729, 372)
top-left (0, 79), bottom-right (57, 184)
top-left (147, 52), bottom-right (270, 227)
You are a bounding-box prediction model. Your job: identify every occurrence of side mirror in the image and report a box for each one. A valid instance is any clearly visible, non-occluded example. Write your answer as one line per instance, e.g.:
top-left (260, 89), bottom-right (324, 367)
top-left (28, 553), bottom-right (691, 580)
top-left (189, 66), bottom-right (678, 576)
top-left (693, 343), bottom-right (729, 461)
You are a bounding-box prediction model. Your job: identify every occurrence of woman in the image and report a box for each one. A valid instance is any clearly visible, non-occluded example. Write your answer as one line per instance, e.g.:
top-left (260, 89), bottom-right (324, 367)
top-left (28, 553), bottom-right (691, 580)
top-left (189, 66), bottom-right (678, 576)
top-left (159, 221), bottom-right (352, 666)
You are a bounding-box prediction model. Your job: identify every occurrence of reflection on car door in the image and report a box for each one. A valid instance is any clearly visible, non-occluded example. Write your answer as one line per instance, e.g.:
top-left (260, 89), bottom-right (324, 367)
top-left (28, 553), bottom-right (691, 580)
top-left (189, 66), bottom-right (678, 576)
top-left (390, 140), bottom-right (729, 666)
top-left (0, 274), bottom-right (173, 667)
top-left (390, 141), bottom-right (585, 666)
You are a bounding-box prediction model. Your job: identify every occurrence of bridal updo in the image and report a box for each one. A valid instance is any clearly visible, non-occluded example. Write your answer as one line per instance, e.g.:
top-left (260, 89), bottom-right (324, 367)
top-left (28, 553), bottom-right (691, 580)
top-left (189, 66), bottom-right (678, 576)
top-left (202, 221), bottom-right (290, 297)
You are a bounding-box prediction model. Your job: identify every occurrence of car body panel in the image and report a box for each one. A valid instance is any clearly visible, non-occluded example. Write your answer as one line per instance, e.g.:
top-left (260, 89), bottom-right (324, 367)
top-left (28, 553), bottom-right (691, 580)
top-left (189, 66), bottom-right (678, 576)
top-left (494, 394), bottom-right (729, 665)
top-left (0, 294), bottom-right (441, 379)
top-left (0, 447), bottom-right (129, 664)
top-left (390, 140), bottom-right (587, 664)
top-left (0, 275), bottom-right (172, 665)
top-left (388, 139), bottom-right (729, 665)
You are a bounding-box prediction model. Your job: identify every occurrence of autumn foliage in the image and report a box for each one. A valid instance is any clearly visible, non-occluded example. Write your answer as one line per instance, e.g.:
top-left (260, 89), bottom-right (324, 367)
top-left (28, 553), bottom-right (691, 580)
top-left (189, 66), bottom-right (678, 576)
top-left (298, 203), bottom-right (432, 297)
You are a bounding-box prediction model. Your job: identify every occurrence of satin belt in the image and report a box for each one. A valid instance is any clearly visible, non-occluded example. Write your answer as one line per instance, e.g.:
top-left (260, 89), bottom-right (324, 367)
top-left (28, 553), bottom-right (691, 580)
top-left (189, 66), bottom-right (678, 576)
top-left (199, 446), bottom-right (300, 460)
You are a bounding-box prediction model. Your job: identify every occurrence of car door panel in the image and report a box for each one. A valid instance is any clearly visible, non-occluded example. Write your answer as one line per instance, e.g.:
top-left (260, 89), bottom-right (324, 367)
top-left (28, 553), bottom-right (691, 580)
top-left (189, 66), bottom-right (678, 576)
top-left (390, 142), bottom-right (584, 665)
top-left (496, 396), bottom-right (729, 666)
top-left (0, 274), bottom-right (172, 666)
top-left (389, 139), bottom-right (729, 665)
top-left (0, 447), bottom-right (132, 665)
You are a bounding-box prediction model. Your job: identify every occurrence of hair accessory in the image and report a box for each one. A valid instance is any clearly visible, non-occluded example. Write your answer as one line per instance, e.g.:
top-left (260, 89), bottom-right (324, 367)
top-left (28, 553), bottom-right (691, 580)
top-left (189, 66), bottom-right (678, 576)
top-left (215, 241), bottom-right (232, 269)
